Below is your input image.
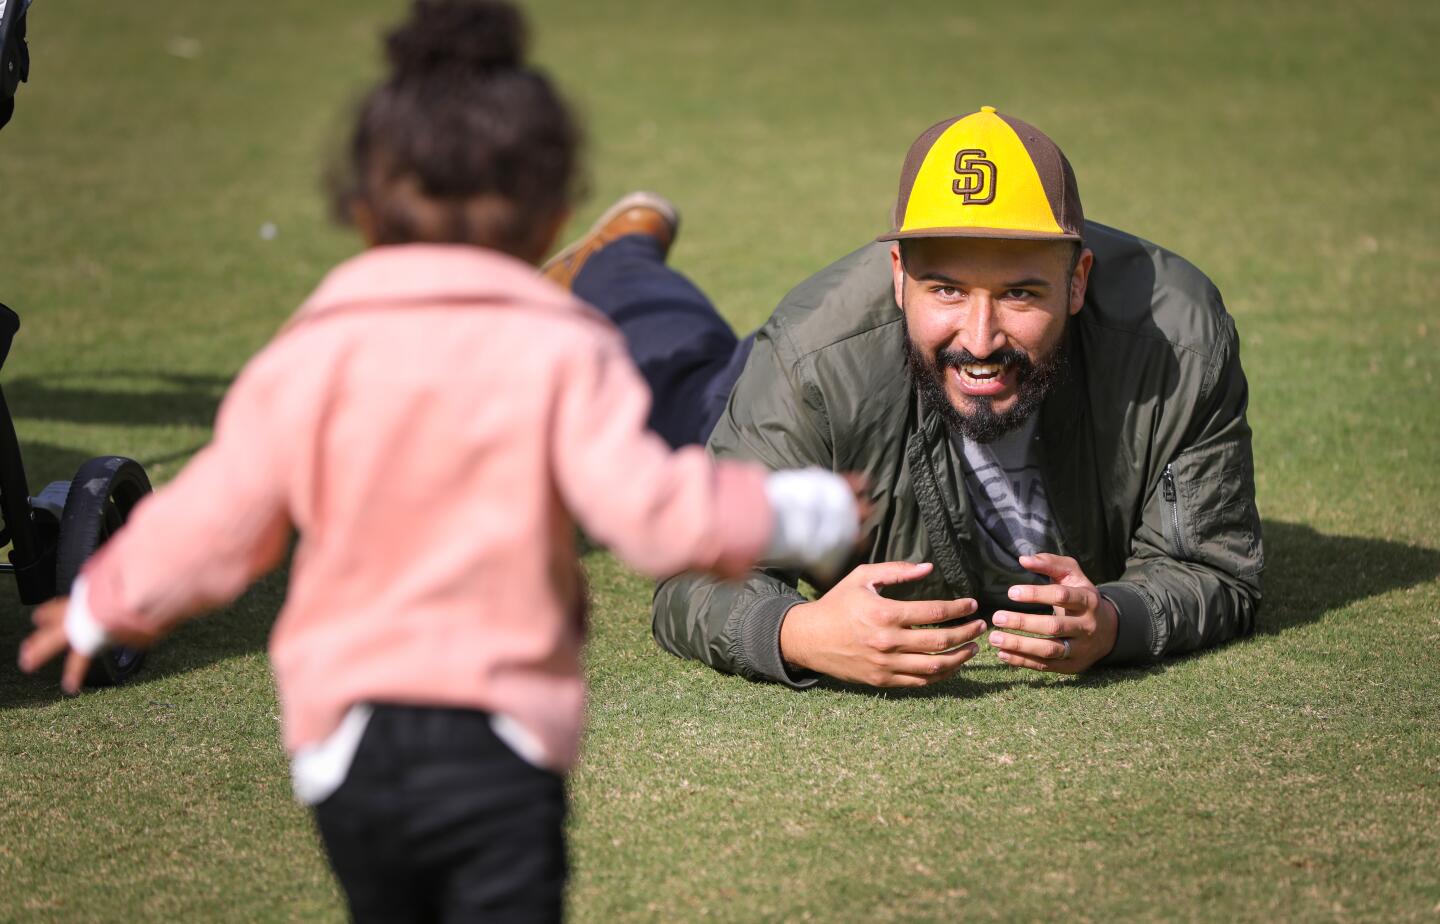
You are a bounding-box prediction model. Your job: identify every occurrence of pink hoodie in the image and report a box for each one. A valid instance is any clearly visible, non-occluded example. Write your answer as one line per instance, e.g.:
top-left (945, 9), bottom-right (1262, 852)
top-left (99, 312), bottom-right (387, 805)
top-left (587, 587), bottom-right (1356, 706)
top-left (80, 244), bottom-right (772, 770)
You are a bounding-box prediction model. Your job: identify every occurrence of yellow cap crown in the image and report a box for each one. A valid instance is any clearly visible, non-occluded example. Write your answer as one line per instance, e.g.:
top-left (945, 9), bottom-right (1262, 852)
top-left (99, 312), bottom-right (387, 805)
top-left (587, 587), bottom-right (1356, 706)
top-left (879, 107), bottom-right (1083, 242)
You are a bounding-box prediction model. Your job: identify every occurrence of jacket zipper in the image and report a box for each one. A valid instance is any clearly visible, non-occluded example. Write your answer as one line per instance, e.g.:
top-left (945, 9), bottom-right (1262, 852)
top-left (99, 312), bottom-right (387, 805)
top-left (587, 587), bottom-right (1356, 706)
top-left (1162, 463), bottom-right (1189, 559)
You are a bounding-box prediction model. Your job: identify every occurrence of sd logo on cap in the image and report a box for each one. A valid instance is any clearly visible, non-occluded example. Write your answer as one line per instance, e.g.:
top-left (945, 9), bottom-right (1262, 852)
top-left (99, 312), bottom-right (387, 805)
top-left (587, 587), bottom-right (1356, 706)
top-left (879, 106), bottom-right (1083, 243)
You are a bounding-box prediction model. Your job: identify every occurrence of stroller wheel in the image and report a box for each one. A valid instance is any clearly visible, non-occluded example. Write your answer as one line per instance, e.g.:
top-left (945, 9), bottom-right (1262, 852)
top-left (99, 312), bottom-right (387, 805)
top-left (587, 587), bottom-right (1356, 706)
top-left (55, 456), bottom-right (153, 686)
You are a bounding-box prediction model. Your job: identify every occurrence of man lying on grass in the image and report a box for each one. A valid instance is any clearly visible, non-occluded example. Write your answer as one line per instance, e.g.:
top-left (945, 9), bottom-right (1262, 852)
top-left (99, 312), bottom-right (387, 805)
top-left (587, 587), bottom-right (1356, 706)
top-left (541, 106), bottom-right (1264, 688)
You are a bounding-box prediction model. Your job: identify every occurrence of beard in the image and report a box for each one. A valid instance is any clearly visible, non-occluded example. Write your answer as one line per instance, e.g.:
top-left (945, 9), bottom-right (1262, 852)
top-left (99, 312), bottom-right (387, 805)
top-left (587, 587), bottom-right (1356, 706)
top-left (903, 325), bottom-right (1069, 444)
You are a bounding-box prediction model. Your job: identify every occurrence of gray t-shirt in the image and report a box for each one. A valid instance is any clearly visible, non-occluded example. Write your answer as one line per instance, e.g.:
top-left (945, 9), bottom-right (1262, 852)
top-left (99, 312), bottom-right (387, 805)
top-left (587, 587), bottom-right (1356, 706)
top-left (956, 418), bottom-right (1063, 610)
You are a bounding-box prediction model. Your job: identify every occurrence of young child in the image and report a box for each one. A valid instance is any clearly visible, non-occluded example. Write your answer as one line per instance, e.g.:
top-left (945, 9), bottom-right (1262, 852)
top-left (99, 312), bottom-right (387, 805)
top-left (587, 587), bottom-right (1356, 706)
top-left (18, 2), bottom-right (860, 920)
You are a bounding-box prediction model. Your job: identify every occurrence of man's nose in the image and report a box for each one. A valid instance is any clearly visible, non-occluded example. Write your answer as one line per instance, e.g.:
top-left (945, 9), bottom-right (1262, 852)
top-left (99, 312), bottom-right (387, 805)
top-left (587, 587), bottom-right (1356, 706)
top-left (958, 293), bottom-right (1006, 358)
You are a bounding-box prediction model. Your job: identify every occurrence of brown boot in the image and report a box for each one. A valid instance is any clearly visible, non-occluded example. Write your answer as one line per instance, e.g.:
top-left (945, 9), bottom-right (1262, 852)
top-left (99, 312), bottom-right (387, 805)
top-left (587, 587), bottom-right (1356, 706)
top-left (540, 191), bottom-right (680, 290)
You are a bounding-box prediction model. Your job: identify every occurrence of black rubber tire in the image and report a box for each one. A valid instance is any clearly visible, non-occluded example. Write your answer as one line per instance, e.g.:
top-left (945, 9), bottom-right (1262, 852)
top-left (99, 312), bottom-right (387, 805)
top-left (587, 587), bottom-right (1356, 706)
top-left (55, 456), bottom-right (153, 686)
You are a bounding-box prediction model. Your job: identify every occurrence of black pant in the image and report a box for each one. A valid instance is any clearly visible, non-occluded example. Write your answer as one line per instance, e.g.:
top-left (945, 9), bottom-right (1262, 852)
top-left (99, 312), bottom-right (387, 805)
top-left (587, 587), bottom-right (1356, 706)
top-left (572, 233), bottom-right (755, 448)
top-left (312, 705), bottom-right (567, 923)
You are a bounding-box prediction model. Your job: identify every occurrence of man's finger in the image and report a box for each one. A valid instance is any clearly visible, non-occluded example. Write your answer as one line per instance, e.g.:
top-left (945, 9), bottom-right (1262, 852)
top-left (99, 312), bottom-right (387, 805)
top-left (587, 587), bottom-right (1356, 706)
top-left (881, 674), bottom-right (932, 689)
top-left (838, 474), bottom-right (877, 531)
top-left (1018, 553), bottom-right (1084, 584)
top-left (891, 596), bottom-right (979, 627)
top-left (895, 619), bottom-right (987, 653)
top-left (888, 644), bottom-right (980, 678)
top-left (1007, 583), bottom-right (1087, 611)
top-left (990, 609), bottom-right (1069, 636)
top-left (995, 649), bottom-right (1069, 673)
top-left (853, 561), bottom-right (934, 590)
top-left (897, 623), bottom-right (988, 656)
top-left (61, 651), bottom-right (92, 695)
top-left (18, 623), bottom-right (70, 674)
top-left (988, 629), bottom-right (1069, 661)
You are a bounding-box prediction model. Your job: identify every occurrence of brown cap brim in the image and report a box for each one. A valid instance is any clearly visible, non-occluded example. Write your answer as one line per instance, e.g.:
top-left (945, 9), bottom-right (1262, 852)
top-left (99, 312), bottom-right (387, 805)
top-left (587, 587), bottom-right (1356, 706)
top-left (876, 226), bottom-right (1083, 244)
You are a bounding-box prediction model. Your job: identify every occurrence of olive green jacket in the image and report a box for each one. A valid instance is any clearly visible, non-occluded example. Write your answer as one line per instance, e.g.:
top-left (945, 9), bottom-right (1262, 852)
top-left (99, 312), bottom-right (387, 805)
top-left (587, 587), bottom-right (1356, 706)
top-left (652, 221), bottom-right (1263, 686)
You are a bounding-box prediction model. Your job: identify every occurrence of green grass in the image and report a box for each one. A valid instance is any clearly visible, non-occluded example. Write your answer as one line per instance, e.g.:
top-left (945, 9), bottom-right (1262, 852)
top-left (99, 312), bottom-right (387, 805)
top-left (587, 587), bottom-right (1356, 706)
top-left (1, 0), bottom-right (1437, 920)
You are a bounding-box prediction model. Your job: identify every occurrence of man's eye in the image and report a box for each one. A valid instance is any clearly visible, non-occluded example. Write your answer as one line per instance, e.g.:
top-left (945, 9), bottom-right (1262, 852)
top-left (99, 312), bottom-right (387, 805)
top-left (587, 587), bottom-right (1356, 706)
top-left (1004, 288), bottom-right (1033, 301)
top-left (935, 286), bottom-right (961, 298)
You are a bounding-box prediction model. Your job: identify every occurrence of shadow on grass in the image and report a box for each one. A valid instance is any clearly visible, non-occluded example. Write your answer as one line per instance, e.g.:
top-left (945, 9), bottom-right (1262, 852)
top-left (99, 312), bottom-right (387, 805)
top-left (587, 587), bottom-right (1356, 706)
top-left (34, 438), bottom-right (216, 480)
top-left (0, 563), bottom-right (287, 710)
top-left (0, 370), bottom-right (224, 487)
top-left (4, 520), bottom-right (1437, 709)
top-left (2, 370), bottom-right (229, 429)
top-left (5, 438), bottom-right (214, 498)
top-left (816, 519), bottom-right (1440, 701)
top-left (817, 665), bottom-right (1151, 701)
top-left (6, 439), bottom-right (96, 489)
top-left (0, 370), bottom-right (252, 708)
top-left (1253, 520), bottom-right (1439, 634)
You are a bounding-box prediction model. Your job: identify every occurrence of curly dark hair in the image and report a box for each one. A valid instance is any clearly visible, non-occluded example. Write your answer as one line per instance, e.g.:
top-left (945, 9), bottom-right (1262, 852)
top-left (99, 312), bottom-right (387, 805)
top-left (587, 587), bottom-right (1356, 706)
top-left (331, 0), bottom-right (581, 260)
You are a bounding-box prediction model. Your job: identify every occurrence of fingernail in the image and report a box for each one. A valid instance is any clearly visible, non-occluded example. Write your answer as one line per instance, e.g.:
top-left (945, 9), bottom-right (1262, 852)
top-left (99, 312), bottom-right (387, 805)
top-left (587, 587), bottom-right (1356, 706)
top-left (1007, 587), bottom-right (1026, 601)
top-left (997, 651), bottom-right (1011, 662)
top-left (988, 631), bottom-right (1004, 646)
top-left (992, 613), bottom-right (1010, 626)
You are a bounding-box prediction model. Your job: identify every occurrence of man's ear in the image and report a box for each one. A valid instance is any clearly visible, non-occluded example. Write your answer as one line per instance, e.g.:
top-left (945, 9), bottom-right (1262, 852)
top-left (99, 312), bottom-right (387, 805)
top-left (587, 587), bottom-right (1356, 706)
top-left (1069, 248), bottom-right (1094, 316)
top-left (890, 244), bottom-right (906, 311)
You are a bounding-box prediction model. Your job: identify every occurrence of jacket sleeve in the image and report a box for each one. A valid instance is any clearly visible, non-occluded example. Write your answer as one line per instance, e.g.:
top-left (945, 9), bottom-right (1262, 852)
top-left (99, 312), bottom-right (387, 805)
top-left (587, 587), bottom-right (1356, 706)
top-left (1097, 315), bottom-right (1264, 664)
top-left (551, 331), bottom-right (773, 581)
top-left (81, 349), bottom-right (297, 637)
top-left (651, 325), bottom-right (828, 687)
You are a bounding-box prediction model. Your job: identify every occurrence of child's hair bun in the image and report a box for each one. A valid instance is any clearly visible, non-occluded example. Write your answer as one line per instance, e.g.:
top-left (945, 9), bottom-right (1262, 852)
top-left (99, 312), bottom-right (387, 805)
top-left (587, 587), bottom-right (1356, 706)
top-left (336, 0), bottom-right (578, 254)
top-left (386, 0), bottom-right (526, 79)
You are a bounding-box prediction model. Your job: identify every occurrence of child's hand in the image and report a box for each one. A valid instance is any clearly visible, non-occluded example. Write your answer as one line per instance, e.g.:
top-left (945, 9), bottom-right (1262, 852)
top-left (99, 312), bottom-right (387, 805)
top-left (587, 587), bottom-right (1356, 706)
top-left (764, 468), bottom-right (873, 583)
top-left (17, 597), bottom-right (92, 694)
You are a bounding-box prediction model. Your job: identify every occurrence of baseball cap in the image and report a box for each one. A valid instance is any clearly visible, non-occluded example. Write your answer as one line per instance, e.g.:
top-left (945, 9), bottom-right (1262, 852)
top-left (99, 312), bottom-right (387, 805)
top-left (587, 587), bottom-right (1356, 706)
top-left (878, 106), bottom-right (1083, 243)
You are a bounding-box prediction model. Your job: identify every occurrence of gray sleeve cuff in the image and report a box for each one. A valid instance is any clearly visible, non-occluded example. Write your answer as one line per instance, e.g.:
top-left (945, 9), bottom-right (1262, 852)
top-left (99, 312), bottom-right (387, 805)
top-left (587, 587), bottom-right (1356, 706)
top-left (1095, 582), bottom-right (1159, 666)
top-left (734, 594), bottom-right (819, 689)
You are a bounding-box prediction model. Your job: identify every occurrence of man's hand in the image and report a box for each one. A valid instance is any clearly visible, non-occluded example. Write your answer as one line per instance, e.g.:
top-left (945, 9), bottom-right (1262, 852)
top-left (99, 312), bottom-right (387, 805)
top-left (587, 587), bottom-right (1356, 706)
top-left (779, 561), bottom-right (985, 688)
top-left (988, 553), bottom-right (1118, 674)
top-left (17, 597), bottom-right (92, 694)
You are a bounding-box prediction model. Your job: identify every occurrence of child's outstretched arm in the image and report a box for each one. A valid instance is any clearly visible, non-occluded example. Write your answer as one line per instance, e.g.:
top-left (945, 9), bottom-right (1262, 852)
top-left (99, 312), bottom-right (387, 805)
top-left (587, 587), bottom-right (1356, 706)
top-left (19, 349), bottom-right (298, 689)
top-left (550, 327), bottom-right (859, 582)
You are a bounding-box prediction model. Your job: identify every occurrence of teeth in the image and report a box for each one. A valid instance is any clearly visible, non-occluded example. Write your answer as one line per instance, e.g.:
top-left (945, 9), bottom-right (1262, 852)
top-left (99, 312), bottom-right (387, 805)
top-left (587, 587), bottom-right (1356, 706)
top-left (961, 363), bottom-right (1003, 378)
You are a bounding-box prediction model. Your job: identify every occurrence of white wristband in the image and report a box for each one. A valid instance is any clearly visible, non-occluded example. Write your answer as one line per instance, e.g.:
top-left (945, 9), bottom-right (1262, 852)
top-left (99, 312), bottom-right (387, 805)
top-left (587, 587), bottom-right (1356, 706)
top-left (63, 575), bottom-right (112, 657)
top-left (763, 468), bottom-right (859, 579)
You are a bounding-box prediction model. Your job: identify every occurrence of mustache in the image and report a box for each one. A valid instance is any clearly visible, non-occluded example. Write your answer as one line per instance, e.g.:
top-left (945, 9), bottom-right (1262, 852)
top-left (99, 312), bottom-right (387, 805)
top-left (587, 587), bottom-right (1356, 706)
top-left (934, 347), bottom-right (1032, 371)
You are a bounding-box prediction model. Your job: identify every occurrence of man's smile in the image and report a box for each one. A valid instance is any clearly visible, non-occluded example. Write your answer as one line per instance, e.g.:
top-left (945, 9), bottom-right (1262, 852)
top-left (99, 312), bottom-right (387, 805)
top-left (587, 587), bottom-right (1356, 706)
top-left (937, 347), bottom-right (1031, 401)
top-left (952, 361), bottom-right (1014, 397)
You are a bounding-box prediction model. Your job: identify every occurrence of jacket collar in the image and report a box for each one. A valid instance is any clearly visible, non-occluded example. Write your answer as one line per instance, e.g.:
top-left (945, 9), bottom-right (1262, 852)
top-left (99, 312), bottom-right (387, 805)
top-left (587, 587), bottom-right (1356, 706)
top-left (293, 243), bottom-right (583, 323)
